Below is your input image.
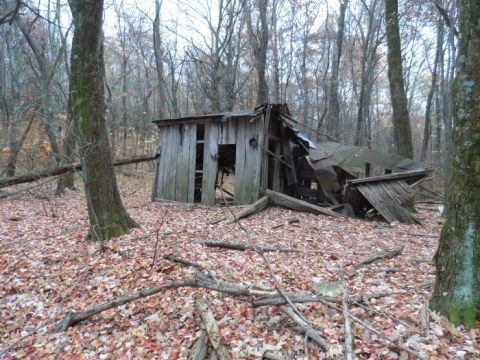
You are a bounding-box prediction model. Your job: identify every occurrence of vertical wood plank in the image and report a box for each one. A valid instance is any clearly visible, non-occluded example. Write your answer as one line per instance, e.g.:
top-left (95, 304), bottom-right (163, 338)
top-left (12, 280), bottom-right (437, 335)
top-left (202, 121), bottom-right (218, 204)
top-left (157, 126), bottom-right (172, 200)
top-left (234, 118), bottom-right (247, 204)
top-left (175, 124), bottom-right (190, 202)
top-left (187, 124), bottom-right (197, 203)
top-left (166, 126), bottom-right (179, 200)
top-left (259, 108), bottom-right (270, 194)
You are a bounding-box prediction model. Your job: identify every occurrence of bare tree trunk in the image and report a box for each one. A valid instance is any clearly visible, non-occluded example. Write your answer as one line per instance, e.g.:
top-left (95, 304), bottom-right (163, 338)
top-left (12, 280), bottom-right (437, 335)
top-left (5, 24), bottom-right (21, 177)
top-left (271, 0), bottom-right (280, 103)
top-left (431, 0), bottom-right (480, 328)
top-left (68, 0), bottom-right (138, 241)
top-left (246, 0), bottom-right (269, 105)
top-left (420, 19), bottom-right (442, 162)
top-left (154, 0), bottom-right (167, 119)
top-left (354, 0), bottom-right (382, 148)
top-left (384, 0), bottom-right (413, 159)
top-left (326, 0), bottom-right (349, 140)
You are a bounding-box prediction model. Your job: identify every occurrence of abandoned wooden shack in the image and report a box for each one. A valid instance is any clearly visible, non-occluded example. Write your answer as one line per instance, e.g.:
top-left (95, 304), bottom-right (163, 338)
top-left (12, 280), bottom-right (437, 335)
top-left (152, 104), bottom-right (432, 223)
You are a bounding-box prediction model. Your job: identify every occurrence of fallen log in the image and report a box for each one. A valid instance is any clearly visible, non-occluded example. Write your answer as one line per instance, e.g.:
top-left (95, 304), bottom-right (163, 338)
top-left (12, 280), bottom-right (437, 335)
top-left (197, 240), bottom-right (370, 255)
top-left (196, 297), bottom-right (228, 360)
top-left (252, 291), bottom-right (397, 308)
top-left (0, 154), bottom-right (156, 189)
top-left (188, 330), bottom-right (208, 360)
top-left (198, 240), bottom-right (325, 254)
top-left (265, 189), bottom-right (344, 218)
top-left (55, 277), bottom-right (275, 332)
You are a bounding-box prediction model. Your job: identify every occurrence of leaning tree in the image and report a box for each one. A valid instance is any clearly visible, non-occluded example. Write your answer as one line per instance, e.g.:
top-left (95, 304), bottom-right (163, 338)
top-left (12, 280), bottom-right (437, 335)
top-left (430, 0), bottom-right (480, 328)
top-left (68, 0), bottom-right (138, 241)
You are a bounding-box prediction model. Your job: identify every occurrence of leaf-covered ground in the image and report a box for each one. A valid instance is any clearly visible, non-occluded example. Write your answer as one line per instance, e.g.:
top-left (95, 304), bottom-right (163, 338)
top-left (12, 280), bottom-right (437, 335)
top-left (1, 172), bottom-right (479, 359)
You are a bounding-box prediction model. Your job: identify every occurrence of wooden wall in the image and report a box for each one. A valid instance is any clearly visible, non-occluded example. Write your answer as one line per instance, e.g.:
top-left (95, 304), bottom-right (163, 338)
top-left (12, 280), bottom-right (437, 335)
top-left (154, 123), bottom-right (197, 202)
top-left (154, 114), bottom-right (267, 205)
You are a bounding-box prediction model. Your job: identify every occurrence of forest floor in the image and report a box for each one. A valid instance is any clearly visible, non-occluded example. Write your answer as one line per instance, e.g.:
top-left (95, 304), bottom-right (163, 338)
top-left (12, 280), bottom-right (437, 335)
top-left (1, 168), bottom-right (479, 359)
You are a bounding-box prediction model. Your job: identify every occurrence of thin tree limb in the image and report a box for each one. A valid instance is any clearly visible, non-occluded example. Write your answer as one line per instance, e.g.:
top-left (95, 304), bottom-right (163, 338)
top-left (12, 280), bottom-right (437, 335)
top-left (55, 277), bottom-right (274, 332)
top-left (279, 305), bottom-right (329, 351)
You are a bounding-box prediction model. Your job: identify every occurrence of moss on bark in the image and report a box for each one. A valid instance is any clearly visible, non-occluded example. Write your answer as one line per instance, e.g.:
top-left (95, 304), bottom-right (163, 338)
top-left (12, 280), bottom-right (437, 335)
top-left (430, 0), bottom-right (480, 329)
top-left (69, 0), bottom-right (138, 242)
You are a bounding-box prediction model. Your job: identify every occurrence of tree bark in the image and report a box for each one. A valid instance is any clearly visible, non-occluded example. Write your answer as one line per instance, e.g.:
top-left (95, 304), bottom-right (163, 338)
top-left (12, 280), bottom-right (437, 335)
top-left (246, 0), bottom-right (269, 105)
top-left (68, 0), bottom-right (138, 241)
top-left (153, 0), bottom-right (167, 119)
top-left (384, 0), bottom-right (413, 159)
top-left (430, 0), bottom-right (480, 329)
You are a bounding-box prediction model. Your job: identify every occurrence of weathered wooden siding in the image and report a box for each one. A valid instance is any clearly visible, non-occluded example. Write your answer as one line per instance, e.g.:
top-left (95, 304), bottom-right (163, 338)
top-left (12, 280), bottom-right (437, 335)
top-left (201, 122), bottom-right (219, 204)
top-left (154, 124), bottom-right (196, 202)
top-left (356, 180), bottom-right (418, 224)
top-left (234, 117), bottom-right (263, 204)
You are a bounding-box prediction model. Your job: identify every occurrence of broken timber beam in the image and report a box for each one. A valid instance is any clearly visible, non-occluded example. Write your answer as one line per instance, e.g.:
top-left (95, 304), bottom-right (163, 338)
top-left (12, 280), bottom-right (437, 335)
top-left (0, 154), bottom-right (156, 189)
top-left (265, 189), bottom-right (344, 218)
top-left (210, 196), bottom-right (270, 224)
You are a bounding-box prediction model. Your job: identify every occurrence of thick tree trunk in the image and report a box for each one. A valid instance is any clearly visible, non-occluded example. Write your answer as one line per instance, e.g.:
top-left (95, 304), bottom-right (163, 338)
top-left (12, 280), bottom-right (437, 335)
top-left (68, 0), bottom-right (138, 241)
top-left (384, 0), bottom-right (413, 159)
top-left (153, 0), bottom-right (167, 118)
top-left (430, 0), bottom-right (480, 328)
top-left (0, 154), bottom-right (156, 189)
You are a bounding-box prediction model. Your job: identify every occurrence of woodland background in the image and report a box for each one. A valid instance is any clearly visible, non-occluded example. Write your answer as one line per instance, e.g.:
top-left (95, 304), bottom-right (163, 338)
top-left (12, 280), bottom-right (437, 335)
top-left (2, 0), bottom-right (477, 359)
top-left (0, 0), bottom-right (452, 182)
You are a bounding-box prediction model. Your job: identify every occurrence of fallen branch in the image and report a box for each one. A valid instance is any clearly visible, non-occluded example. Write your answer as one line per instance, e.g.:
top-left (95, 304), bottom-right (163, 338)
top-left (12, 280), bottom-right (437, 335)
top-left (221, 190), bottom-right (328, 353)
top-left (55, 277), bottom-right (274, 332)
top-left (0, 154), bottom-right (156, 189)
top-left (402, 232), bottom-right (439, 238)
top-left (197, 240), bottom-right (369, 255)
top-left (165, 255), bottom-right (219, 284)
top-left (196, 297), bottom-right (228, 360)
top-left (253, 291), bottom-right (397, 308)
top-left (279, 305), bottom-right (329, 351)
top-left (349, 245), bottom-right (404, 276)
top-left (308, 296), bottom-right (428, 360)
top-left (340, 268), bottom-right (353, 360)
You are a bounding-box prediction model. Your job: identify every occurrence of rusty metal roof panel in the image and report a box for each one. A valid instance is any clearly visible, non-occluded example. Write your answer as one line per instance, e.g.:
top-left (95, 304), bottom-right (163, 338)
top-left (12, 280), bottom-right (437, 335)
top-left (309, 142), bottom-right (426, 175)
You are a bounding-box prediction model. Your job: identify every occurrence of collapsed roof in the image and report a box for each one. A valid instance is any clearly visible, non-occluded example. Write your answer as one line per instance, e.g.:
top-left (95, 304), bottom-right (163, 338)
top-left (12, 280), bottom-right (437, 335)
top-left (152, 104), bottom-right (433, 224)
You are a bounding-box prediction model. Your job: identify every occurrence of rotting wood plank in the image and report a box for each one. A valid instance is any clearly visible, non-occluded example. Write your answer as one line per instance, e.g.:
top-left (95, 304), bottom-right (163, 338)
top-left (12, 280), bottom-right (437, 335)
top-left (218, 120), bottom-right (237, 145)
top-left (201, 122), bottom-right (218, 205)
top-left (265, 189), bottom-right (343, 218)
top-left (347, 169), bottom-right (432, 185)
top-left (166, 126), bottom-right (179, 200)
top-left (176, 124), bottom-right (196, 202)
top-left (271, 141), bottom-right (283, 192)
top-left (356, 180), bottom-right (418, 224)
top-left (250, 117), bottom-right (263, 204)
top-left (234, 118), bottom-right (247, 204)
top-left (260, 107), bottom-right (271, 194)
top-left (187, 124), bottom-right (197, 203)
top-left (210, 195), bottom-right (269, 224)
top-left (176, 126), bottom-right (188, 202)
top-left (279, 123), bottom-right (297, 186)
